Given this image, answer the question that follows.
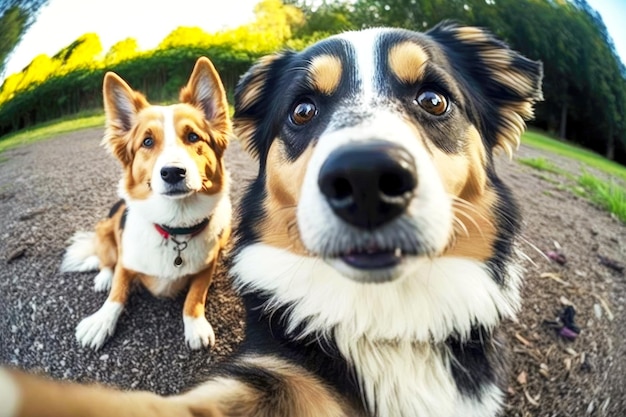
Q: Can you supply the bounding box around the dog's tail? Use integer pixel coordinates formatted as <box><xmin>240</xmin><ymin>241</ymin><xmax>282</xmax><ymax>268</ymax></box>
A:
<box><xmin>60</xmin><ymin>231</ymin><xmax>100</xmax><ymax>272</ymax></box>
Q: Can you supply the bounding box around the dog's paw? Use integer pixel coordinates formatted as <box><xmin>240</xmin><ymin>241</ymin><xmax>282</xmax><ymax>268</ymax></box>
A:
<box><xmin>76</xmin><ymin>301</ymin><xmax>123</xmax><ymax>350</ymax></box>
<box><xmin>183</xmin><ymin>315</ymin><xmax>215</xmax><ymax>349</ymax></box>
<box><xmin>93</xmin><ymin>268</ymin><xmax>113</xmax><ymax>292</ymax></box>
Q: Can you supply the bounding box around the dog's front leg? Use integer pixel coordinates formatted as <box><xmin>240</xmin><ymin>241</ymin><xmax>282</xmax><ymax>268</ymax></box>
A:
<box><xmin>0</xmin><ymin>368</ymin><xmax>221</xmax><ymax>417</ymax></box>
<box><xmin>169</xmin><ymin>355</ymin><xmax>353</xmax><ymax>417</ymax></box>
<box><xmin>75</xmin><ymin>266</ymin><xmax>134</xmax><ymax>350</ymax></box>
<box><xmin>183</xmin><ymin>259</ymin><xmax>218</xmax><ymax>349</ymax></box>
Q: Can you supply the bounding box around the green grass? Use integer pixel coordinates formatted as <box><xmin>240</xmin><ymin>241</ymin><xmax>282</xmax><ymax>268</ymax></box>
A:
<box><xmin>517</xmin><ymin>157</ymin><xmax>567</xmax><ymax>175</ymax></box>
<box><xmin>0</xmin><ymin>112</ymin><xmax>105</xmax><ymax>153</ymax></box>
<box><xmin>577</xmin><ymin>172</ymin><xmax>626</xmax><ymax>223</ymax></box>
<box><xmin>522</xmin><ymin>130</ymin><xmax>626</xmax><ymax>181</ymax></box>
<box><xmin>519</xmin><ymin>131</ymin><xmax>626</xmax><ymax>223</ymax></box>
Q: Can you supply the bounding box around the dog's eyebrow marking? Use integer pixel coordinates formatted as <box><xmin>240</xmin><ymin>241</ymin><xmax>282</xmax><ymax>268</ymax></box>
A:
<box><xmin>452</xmin><ymin>26</ymin><xmax>492</xmax><ymax>43</ymax></box>
<box><xmin>388</xmin><ymin>42</ymin><xmax>429</xmax><ymax>85</ymax></box>
<box><xmin>307</xmin><ymin>55</ymin><xmax>343</xmax><ymax>95</ymax></box>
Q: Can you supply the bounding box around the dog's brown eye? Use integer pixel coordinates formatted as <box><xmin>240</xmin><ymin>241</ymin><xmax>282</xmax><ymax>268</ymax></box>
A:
<box><xmin>187</xmin><ymin>132</ymin><xmax>200</xmax><ymax>143</ymax></box>
<box><xmin>142</xmin><ymin>137</ymin><xmax>154</xmax><ymax>148</ymax></box>
<box><xmin>415</xmin><ymin>90</ymin><xmax>448</xmax><ymax>116</ymax></box>
<box><xmin>291</xmin><ymin>99</ymin><xmax>318</xmax><ymax>125</ymax></box>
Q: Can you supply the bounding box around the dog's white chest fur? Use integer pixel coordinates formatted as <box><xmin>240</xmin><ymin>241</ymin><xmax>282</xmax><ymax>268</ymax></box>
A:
<box><xmin>122</xmin><ymin>219</ymin><xmax>209</xmax><ymax>279</ymax></box>
<box><xmin>338</xmin><ymin>336</ymin><xmax>456</xmax><ymax>416</ymax></box>
<box><xmin>121</xmin><ymin>196</ymin><xmax>230</xmax><ymax>284</ymax></box>
<box><xmin>336</xmin><ymin>335</ymin><xmax>503</xmax><ymax>417</ymax></box>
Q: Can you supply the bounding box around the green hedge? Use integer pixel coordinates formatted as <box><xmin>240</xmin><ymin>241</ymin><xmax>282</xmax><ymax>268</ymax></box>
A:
<box><xmin>0</xmin><ymin>45</ymin><xmax>259</xmax><ymax>137</ymax></box>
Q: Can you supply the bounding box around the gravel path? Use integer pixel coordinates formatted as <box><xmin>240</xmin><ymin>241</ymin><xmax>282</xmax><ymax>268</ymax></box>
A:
<box><xmin>0</xmin><ymin>128</ymin><xmax>624</xmax><ymax>415</ymax></box>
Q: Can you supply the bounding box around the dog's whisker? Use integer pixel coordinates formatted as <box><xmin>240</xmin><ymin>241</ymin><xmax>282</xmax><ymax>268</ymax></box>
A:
<box><xmin>453</xmin><ymin>209</ymin><xmax>487</xmax><ymax>241</ymax></box>
<box><xmin>517</xmin><ymin>234</ymin><xmax>550</xmax><ymax>263</ymax></box>
<box><xmin>452</xmin><ymin>217</ymin><xmax>470</xmax><ymax>238</ymax></box>
<box><xmin>452</xmin><ymin>196</ymin><xmax>494</xmax><ymax>225</ymax></box>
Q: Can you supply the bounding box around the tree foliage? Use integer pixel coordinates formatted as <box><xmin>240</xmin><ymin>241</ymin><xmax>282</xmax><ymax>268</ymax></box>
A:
<box><xmin>53</xmin><ymin>33</ymin><xmax>103</xmax><ymax>71</ymax></box>
<box><xmin>105</xmin><ymin>38</ymin><xmax>140</xmax><ymax>65</ymax></box>
<box><xmin>0</xmin><ymin>0</ymin><xmax>49</xmax><ymax>76</ymax></box>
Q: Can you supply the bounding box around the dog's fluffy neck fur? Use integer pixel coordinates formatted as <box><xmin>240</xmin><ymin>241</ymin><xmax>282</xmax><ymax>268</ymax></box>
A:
<box><xmin>232</xmin><ymin>242</ymin><xmax>519</xmax><ymax>417</ymax></box>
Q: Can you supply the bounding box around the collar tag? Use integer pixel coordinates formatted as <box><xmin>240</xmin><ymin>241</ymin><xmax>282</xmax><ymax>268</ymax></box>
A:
<box><xmin>153</xmin><ymin>217</ymin><xmax>210</xmax><ymax>267</ymax></box>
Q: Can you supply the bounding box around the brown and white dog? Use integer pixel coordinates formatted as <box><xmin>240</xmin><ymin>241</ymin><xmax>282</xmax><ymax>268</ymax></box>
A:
<box><xmin>59</xmin><ymin>56</ymin><xmax>232</xmax><ymax>350</ymax></box>
<box><xmin>1</xmin><ymin>22</ymin><xmax>542</xmax><ymax>417</ymax></box>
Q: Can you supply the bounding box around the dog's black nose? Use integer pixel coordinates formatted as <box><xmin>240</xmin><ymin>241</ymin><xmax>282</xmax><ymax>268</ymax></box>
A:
<box><xmin>318</xmin><ymin>141</ymin><xmax>417</xmax><ymax>229</ymax></box>
<box><xmin>160</xmin><ymin>166</ymin><xmax>186</xmax><ymax>184</ymax></box>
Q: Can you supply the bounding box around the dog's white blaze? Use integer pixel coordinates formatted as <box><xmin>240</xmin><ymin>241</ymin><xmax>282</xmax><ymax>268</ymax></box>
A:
<box><xmin>336</xmin><ymin>29</ymin><xmax>384</xmax><ymax>100</ymax></box>
<box><xmin>0</xmin><ymin>369</ymin><xmax>19</xmax><ymax>417</ymax></box>
<box><xmin>149</xmin><ymin>106</ymin><xmax>203</xmax><ymax>195</ymax></box>
<box><xmin>121</xmin><ymin>191</ymin><xmax>231</xmax><ymax>282</ymax></box>
<box><xmin>233</xmin><ymin>244</ymin><xmax>518</xmax><ymax>415</ymax></box>
<box><xmin>162</xmin><ymin>106</ymin><xmax>178</xmax><ymax>148</ymax></box>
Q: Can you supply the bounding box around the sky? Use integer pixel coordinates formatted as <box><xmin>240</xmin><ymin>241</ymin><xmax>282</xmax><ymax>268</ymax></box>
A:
<box><xmin>2</xmin><ymin>0</ymin><xmax>260</xmax><ymax>81</ymax></box>
<box><xmin>2</xmin><ymin>0</ymin><xmax>626</xmax><ymax>83</ymax></box>
<box><xmin>586</xmin><ymin>0</ymin><xmax>626</xmax><ymax>66</ymax></box>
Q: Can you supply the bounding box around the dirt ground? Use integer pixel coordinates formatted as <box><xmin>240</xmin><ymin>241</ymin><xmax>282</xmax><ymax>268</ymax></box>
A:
<box><xmin>0</xmin><ymin>128</ymin><xmax>624</xmax><ymax>416</ymax></box>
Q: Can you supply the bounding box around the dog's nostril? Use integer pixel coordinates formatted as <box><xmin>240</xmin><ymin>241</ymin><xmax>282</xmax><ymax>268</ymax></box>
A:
<box><xmin>160</xmin><ymin>166</ymin><xmax>186</xmax><ymax>184</ymax></box>
<box><xmin>379</xmin><ymin>171</ymin><xmax>412</xmax><ymax>197</ymax></box>
<box><xmin>331</xmin><ymin>177</ymin><xmax>353</xmax><ymax>200</ymax></box>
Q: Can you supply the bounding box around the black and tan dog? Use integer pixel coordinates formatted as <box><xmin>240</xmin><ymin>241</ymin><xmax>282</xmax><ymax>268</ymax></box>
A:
<box><xmin>1</xmin><ymin>22</ymin><xmax>542</xmax><ymax>417</ymax></box>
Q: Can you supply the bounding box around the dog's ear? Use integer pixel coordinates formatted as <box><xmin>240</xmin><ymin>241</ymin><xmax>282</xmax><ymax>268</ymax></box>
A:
<box><xmin>180</xmin><ymin>56</ymin><xmax>231</xmax><ymax>144</ymax></box>
<box><xmin>233</xmin><ymin>51</ymin><xmax>294</xmax><ymax>160</ymax></box>
<box><xmin>428</xmin><ymin>22</ymin><xmax>543</xmax><ymax>156</ymax></box>
<box><xmin>102</xmin><ymin>72</ymin><xmax>149</xmax><ymax>164</ymax></box>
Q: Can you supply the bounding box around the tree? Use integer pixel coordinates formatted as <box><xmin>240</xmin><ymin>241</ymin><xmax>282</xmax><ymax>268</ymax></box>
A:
<box><xmin>15</xmin><ymin>53</ymin><xmax>57</xmax><ymax>89</ymax></box>
<box><xmin>289</xmin><ymin>0</ymin><xmax>356</xmax><ymax>37</ymax></box>
<box><xmin>158</xmin><ymin>27</ymin><xmax>212</xmax><ymax>49</ymax></box>
<box><xmin>53</xmin><ymin>33</ymin><xmax>103</xmax><ymax>71</ymax></box>
<box><xmin>0</xmin><ymin>0</ymin><xmax>49</xmax><ymax>76</ymax></box>
<box><xmin>105</xmin><ymin>38</ymin><xmax>140</xmax><ymax>64</ymax></box>
<box><xmin>249</xmin><ymin>0</ymin><xmax>305</xmax><ymax>45</ymax></box>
